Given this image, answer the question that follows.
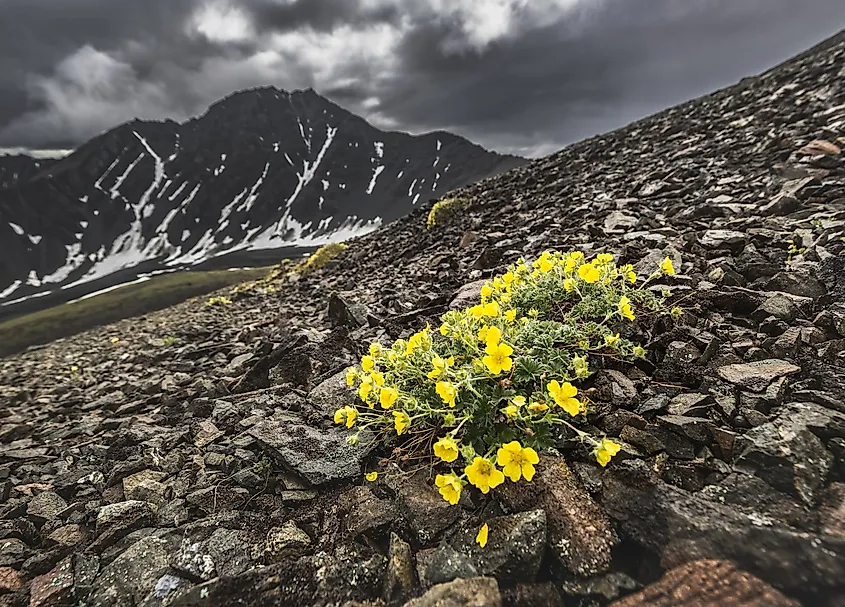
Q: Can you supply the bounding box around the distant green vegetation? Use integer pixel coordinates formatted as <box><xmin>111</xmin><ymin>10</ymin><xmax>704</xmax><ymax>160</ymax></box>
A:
<box><xmin>0</xmin><ymin>267</ymin><xmax>268</xmax><ymax>358</ymax></box>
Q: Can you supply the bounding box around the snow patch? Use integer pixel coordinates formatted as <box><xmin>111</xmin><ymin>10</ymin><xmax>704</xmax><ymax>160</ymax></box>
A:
<box><xmin>0</xmin><ymin>280</ymin><xmax>22</xmax><ymax>300</ymax></box>
<box><xmin>374</xmin><ymin>141</ymin><xmax>384</xmax><ymax>158</ymax></box>
<box><xmin>366</xmin><ymin>165</ymin><xmax>385</xmax><ymax>194</ymax></box>
<box><xmin>9</xmin><ymin>222</ymin><xmax>24</xmax><ymax>236</ymax></box>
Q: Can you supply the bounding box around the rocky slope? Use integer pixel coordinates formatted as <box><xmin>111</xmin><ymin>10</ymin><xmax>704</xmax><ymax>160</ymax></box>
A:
<box><xmin>1</xmin><ymin>30</ymin><xmax>845</xmax><ymax>607</ymax></box>
<box><xmin>0</xmin><ymin>87</ymin><xmax>522</xmax><ymax>313</ymax></box>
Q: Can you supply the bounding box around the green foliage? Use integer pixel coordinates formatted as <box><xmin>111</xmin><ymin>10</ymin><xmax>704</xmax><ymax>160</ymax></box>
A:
<box><xmin>338</xmin><ymin>250</ymin><xmax>677</xmax><ymax>504</ymax></box>
<box><xmin>426</xmin><ymin>197</ymin><xmax>468</xmax><ymax>229</ymax></box>
<box><xmin>205</xmin><ymin>295</ymin><xmax>233</xmax><ymax>307</ymax></box>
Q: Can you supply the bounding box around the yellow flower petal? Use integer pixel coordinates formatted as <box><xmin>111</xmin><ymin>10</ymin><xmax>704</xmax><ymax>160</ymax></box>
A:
<box><xmin>476</xmin><ymin>523</ymin><xmax>489</xmax><ymax>548</ymax></box>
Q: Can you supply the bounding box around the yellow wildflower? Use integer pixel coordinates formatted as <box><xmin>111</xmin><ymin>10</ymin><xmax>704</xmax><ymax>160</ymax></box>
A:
<box><xmin>539</xmin><ymin>256</ymin><xmax>555</xmax><ymax>273</ymax></box>
<box><xmin>435</xmin><ymin>381</ymin><xmax>458</xmax><ymax>407</ymax></box>
<box><xmin>621</xmin><ymin>264</ymin><xmax>637</xmax><ymax>283</ymax></box>
<box><xmin>370</xmin><ymin>371</ymin><xmax>385</xmax><ymax>387</ymax></box>
<box><xmin>482</xmin><ymin>341</ymin><xmax>514</xmax><ymax>375</ymax></box>
<box><xmin>345</xmin><ymin>367</ymin><xmax>357</xmax><ymax>386</ymax></box>
<box><xmin>661</xmin><ymin>257</ymin><xmax>676</xmax><ymax>275</ymax></box>
<box><xmin>110</xmin><ymin>337</ymin><xmax>120</xmax><ymax>344</ymax></box>
<box><xmin>358</xmin><ymin>376</ymin><xmax>374</xmax><ymax>404</ymax></box>
<box><xmin>476</xmin><ymin>523</ymin><xmax>489</xmax><ymax>548</ymax></box>
<box><xmin>563</xmin><ymin>257</ymin><xmax>577</xmax><ymax>274</ymax></box>
<box><xmin>505</xmin><ymin>310</ymin><xmax>517</xmax><ymax>323</ymax></box>
<box><xmin>480</xmin><ymin>325</ymin><xmax>501</xmax><ymax>346</ymax></box>
<box><xmin>501</xmin><ymin>271</ymin><xmax>515</xmax><ymax>288</ymax></box>
<box><xmin>671</xmin><ymin>306</ymin><xmax>683</xmax><ymax>320</ymax></box>
<box><xmin>427</xmin><ymin>356</ymin><xmax>454</xmax><ymax>379</ymax></box>
<box><xmin>496</xmin><ymin>441</ymin><xmax>540</xmax><ymax>482</ymax></box>
<box><xmin>433</xmin><ymin>436</ymin><xmax>460</xmax><ymax>462</ymax></box>
<box><xmin>468</xmin><ymin>305</ymin><xmax>485</xmax><ymax>320</ymax></box>
<box><xmin>572</xmin><ymin>354</ymin><xmax>590</xmax><ymax>379</ymax></box>
<box><xmin>483</xmin><ymin>301</ymin><xmax>500</xmax><ymax>317</ymax></box>
<box><xmin>365</xmin><ymin>471</ymin><xmax>379</xmax><ymax>482</ymax></box>
<box><xmin>435</xmin><ymin>473</ymin><xmax>463</xmax><ymax>505</ymax></box>
<box><xmin>481</xmin><ymin>283</ymin><xmax>494</xmax><ymax>298</ymax></box>
<box><xmin>333</xmin><ymin>406</ymin><xmax>358</xmax><ymax>429</ymax></box>
<box><xmin>379</xmin><ymin>387</ymin><xmax>399</xmax><ymax>409</ymax></box>
<box><xmin>618</xmin><ymin>296</ymin><xmax>636</xmax><ymax>321</ymax></box>
<box><xmin>361</xmin><ymin>355</ymin><xmax>375</xmax><ymax>373</ymax></box>
<box><xmin>604</xmin><ymin>333</ymin><xmax>620</xmax><ymax>348</ymax></box>
<box><xmin>563</xmin><ymin>277</ymin><xmax>576</xmax><ymax>292</ymax></box>
<box><xmin>439</xmin><ymin>323</ymin><xmax>450</xmax><ymax>336</ymax></box>
<box><xmin>464</xmin><ymin>456</ymin><xmax>505</xmax><ymax>494</ymax></box>
<box><xmin>595</xmin><ymin>253</ymin><xmax>614</xmax><ymax>265</ymax></box>
<box><xmin>578</xmin><ymin>263</ymin><xmax>600</xmax><ymax>283</ymax></box>
<box><xmin>503</xmin><ymin>404</ymin><xmax>519</xmax><ymax>419</ymax></box>
<box><xmin>528</xmin><ymin>401</ymin><xmax>549</xmax><ymax>414</ymax></box>
<box><xmin>393</xmin><ymin>411</ymin><xmax>411</xmax><ymax>435</ymax></box>
<box><xmin>633</xmin><ymin>345</ymin><xmax>646</xmax><ymax>358</ymax></box>
<box><xmin>594</xmin><ymin>438</ymin><xmax>621</xmax><ymax>467</ymax></box>
<box><xmin>547</xmin><ymin>380</ymin><xmax>581</xmax><ymax>416</ymax></box>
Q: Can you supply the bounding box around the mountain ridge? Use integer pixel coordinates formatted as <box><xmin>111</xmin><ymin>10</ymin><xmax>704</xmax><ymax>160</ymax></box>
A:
<box><xmin>0</xmin><ymin>86</ymin><xmax>524</xmax><ymax>315</ymax></box>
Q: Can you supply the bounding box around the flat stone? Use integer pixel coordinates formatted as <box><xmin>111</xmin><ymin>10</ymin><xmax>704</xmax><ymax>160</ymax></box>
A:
<box><xmin>193</xmin><ymin>421</ymin><xmax>224</xmax><ymax>448</ymax></box>
<box><xmin>96</xmin><ymin>501</ymin><xmax>156</xmax><ymax>534</ymax></box>
<box><xmin>47</xmin><ymin>524</ymin><xmax>90</xmax><ymax>547</ymax></box>
<box><xmin>608</xmin><ymin>559</ymin><xmax>800</xmax><ymax>607</ymax></box>
<box><xmin>387</xmin><ymin>472</ymin><xmax>461</xmax><ymax>545</ymax></box>
<box><xmin>307</xmin><ymin>369</ymin><xmax>358</xmax><ymax>421</ymax></box>
<box><xmin>717</xmin><ymin>359</ymin><xmax>800</xmax><ymax>392</ymax></box>
<box><xmin>449</xmin><ymin>280</ymin><xmax>486</xmax><ymax>310</ymax></box>
<box><xmin>248</xmin><ymin>418</ymin><xmax>364</xmax><ymax>486</ymax></box>
<box><xmin>122</xmin><ymin>470</ymin><xmax>168</xmax><ymax>504</ymax></box>
<box><xmin>403</xmin><ymin>577</ymin><xmax>502</xmax><ymax>607</ymax></box>
<box><xmin>0</xmin><ymin>566</ymin><xmax>22</xmax><ymax>592</ymax></box>
<box><xmin>26</xmin><ymin>491</ymin><xmax>68</xmax><ymax>521</ymax></box>
<box><xmin>416</xmin><ymin>545</ymin><xmax>479</xmax><ymax>590</ymax></box>
<box><xmin>88</xmin><ymin>536</ymin><xmax>171</xmax><ymax>607</ymax></box>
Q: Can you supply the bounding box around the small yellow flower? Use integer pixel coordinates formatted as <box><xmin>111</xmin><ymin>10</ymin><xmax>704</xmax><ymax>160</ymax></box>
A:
<box><xmin>369</xmin><ymin>342</ymin><xmax>382</xmax><ymax>357</ymax></box>
<box><xmin>547</xmin><ymin>380</ymin><xmax>581</xmax><ymax>416</ymax></box>
<box><xmin>528</xmin><ymin>308</ymin><xmax>539</xmax><ymax>318</ymax></box>
<box><xmin>594</xmin><ymin>438</ymin><xmax>621</xmax><ymax>467</ymax></box>
<box><xmin>476</xmin><ymin>523</ymin><xmax>489</xmax><ymax>548</ymax></box>
<box><xmin>345</xmin><ymin>367</ymin><xmax>357</xmax><ymax>386</ymax></box>
<box><xmin>358</xmin><ymin>376</ymin><xmax>374</xmax><ymax>404</ymax></box>
<box><xmin>539</xmin><ymin>257</ymin><xmax>555</xmax><ymax>273</ymax></box>
<box><xmin>661</xmin><ymin>257</ymin><xmax>676</xmax><ymax>275</ymax></box>
<box><xmin>604</xmin><ymin>333</ymin><xmax>620</xmax><ymax>348</ymax></box>
<box><xmin>393</xmin><ymin>411</ymin><xmax>411</xmax><ymax>435</ymax></box>
<box><xmin>578</xmin><ymin>263</ymin><xmax>600</xmax><ymax>283</ymax></box>
<box><xmin>433</xmin><ymin>436</ymin><xmax>460</xmax><ymax>462</ymax></box>
<box><xmin>621</xmin><ymin>264</ymin><xmax>637</xmax><ymax>283</ymax></box>
<box><xmin>333</xmin><ymin>406</ymin><xmax>358</xmax><ymax>429</ymax></box>
<box><xmin>481</xmin><ymin>283</ymin><xmax>494</xmax><ymax>298</ymax></box>
<box><xmin>501</xmin><ymin>271</ymin><xmax>515</xmax><ymax>288</ymax></box>
<box><xmin>563</xmin><ymin>277</ymin><xmax>576</xmax><ymax>292</ymax></box>
<box><xmin>464</xmin><ymin>456</ymin><xmax>505</xmax><ymax>494</ymax></box>
<box><xmin>618</xmin><ymin>296</ymin><xmax>636</xmax><ymax>321</ymax></box>
<box><xmin>427</xmin><ymin>356</ymin><xmax>454</xmax><ymax>379</ymax></box>
<box><xmin>435</xmin><ymin>473</ymin><xmax>464</xmax><ymax>505</ymax></box>
<box><xmin>482</xmin><ymin>341</ymin><xmax>514</xmax><ymax>375</ymax></box>
<box><xmin>503</xmin><ymin>404</ymin><xmax>519</xmax><ymax>419</ymax></box>
<box><xmin>110</xmin><ymin>337</ymin><xmax>120</xmax><ymax>344</ymax></box>
<box><xmin>436</xmin><ymin>381</ymin><xmax>458</xmax><ymax>408</ymax></box>
<box><xmin>480</xmin><ymin>325</ymin><xmax>501</xmax><ymax>346</ymax></box>
<box><xmin>379</xmin><ymin>387</ymin><xmax>399</xmax><ymax>409</ymax></box>
<box><xmin>483</xmin><ymin>301</ymin><xmax>500</xmax><ymax>317</ymax></box>
<box><xmin>633</xmin><ymin>345</ymin><xmax>646</xmax><ymax>358</ymax></box>
<box><xmin>595</xmin><ymin>253</ymin><xmax>614</xmax><ymax>265</ymax></box>
<box><xmin>365</xmin><ymin>471</ymin><xmax>379</xmax><ymax>482</ymax></box>
<box><xmin>528</xmin><ymin>401</ymin><xmax>549</xmax><ymax>413</ymax></box>
<box><xmin>670</xmin><ymin>306</ymin><xmax>683</xmax><ymax>320</ymax></box>
<box><xmin>496</xmin><ymin>441</ymin><xmax>540</xmax><ymax>482</ymax></box>
<box><xmin>439</xmin><ymin>323</ymin><xmax>450</xmax><ymax>336</ymax></box>
<box><xmin>361</xmin><ymin>355</ymin><xmax>375</xmax><ymax>373</ymax></box>
<box><xmin>468</xmin><ymin>305</ymin><xmax>485</xmax><ymax>320</ymax></box>
<box><xmin>505</xmin><ymin>310</ymin><xmax>517</xmax><ymax>323</ymax></box>
<box><xmin>563</xmin><ymin>257</ymin><xmax>577</xmax><ymax>274</ymax></box>
<box><xmin>512</xmin><ymin>395</ymin><xmax>527</xmax><ymax>407</ymax></box>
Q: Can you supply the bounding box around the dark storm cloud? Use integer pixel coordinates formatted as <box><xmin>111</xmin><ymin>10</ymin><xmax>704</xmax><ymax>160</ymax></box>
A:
<box><xmin>2</xmin><ymin>0</ymin><xmax>845</xmax><ymax>156</ymax></box>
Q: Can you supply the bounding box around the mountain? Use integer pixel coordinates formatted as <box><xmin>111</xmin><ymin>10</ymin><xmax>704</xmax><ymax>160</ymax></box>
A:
<box><xmin>0</xmin><ymin>87</ymin><xmax>524</xmax><ymax>312</ymax></box>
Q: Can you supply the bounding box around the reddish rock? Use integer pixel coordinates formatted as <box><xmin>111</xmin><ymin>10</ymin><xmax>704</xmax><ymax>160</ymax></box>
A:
<box><xmin>29</xmin><ymin>557</ymin><xmax>73</xmax><ymax>607</ymax></box>
<box><xmin>609</xmin><ymin>560</ymin><xmax>800</xmax><ymax>607</ymax></box>
<box><xmin>0</xmin><ymin>567</ymin><xmax>22</xmax><ymax>593</ymax></box>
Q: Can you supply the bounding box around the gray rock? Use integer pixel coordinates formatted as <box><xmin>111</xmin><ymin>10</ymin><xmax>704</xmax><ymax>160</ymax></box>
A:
<box><xmin>595</xmin><ymin>370</ymin><xmax>638</xmax><ymax>406</ymax></box>
<box><xmin>88</xmin><ymin>536</ymin><xmax>171</xmax><ymax>607</ymax></box>
<box><xmin>699</xmin><ymin>229</ymin><xmax>747</xmax><ymax>251</ymax></box>
<box><xmin>123</xmin><ymin>470</ymin><xmax>169</xmax><ymax>504</ymax></box>
<box><xmin>0</xmin><ymin>538</ymin><xmax>30</xmax><ymax>567</ymax></box>
<box><xmin>665</xmin><ymin>341</ymin><xmax>701</xmax><ymax>366</ymax></box>
<box><xmin>448</xmin><ymin>510</ymin><xmax>546</xmax><ymax>584</ymax></box>
<box><xmin>387</xmin><ymin>472</ymin><xmax>461</xmax><ymax>545</ymax></box>
<box><xmin>205</xmin><ymin>528</ymin><xmax>252</xmax><ymax>577</ymax></box>
<box><xmin>265</xmin><ymin>520</ymin><xmax>312</xmax><ymax>561</ymax></box>
<box><xmin>26</xmin><ymin>491</ymin><xmax>68</xmax><ymax>521</ymax></box>
<box><xmin>754</xmin><ymin>295</ymin><xmax>800</xmax><ymax>323</ymax></box>
<box><xmin>716</xmin><ymin>359</ymin><xmax>800</xmax><ymax>392</ymax></box>
<box><xmin>307</xmin><ymin>369</ymin><xmax>358</xmax><ymax>421</ymax></box>
<box><xmin>765</xmin><ymin>272</ymin><xmax>827</xmax><ymax>299</ymax></box>
<box><xmin>96</xmin><ymin>501</ymin><xmax>156</xmax><ymax>534</ymax></box>
<box><xmin>248</xmin><ymin>417</ymin><xmax>364</xmax><ymax>486</ymax></box>
<box><xmin>603</xmin><ymin>461</ymin><xmax>845</xmax><ymax>592</ymax></box>
<box><xmin>171</xmin><ymin>541</ymin><xmax>216</xmax><ymax>582</ymax></box>
<box><xmin>327</xmin><ymin>292</ymin><xmax>369</xmax><ymax>329</ymax></box>
<box><xmin>734</xmin><ymin>414</ymin><xmax>831</xmax><ymax>506</ymax></box>
<box><xmin>416</xmin><ymin>545</ymin><xmax>479</xmax><ymax>590</ymax></box>
<box><xmin>403</xmin><ymin>577</ymin><xmax>502</xmax><ymax>607</ymax></box>
<box><xmin>449</xmin><ymin>280</ymin><xmax>487</xmax><ymax>310</ymax></box>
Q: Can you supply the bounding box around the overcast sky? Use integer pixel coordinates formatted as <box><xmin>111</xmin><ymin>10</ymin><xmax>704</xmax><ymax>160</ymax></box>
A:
<box><xmin>1</xmin><ymin>0</ymin><xmax>844</xmax><ymax>158</ymax></box>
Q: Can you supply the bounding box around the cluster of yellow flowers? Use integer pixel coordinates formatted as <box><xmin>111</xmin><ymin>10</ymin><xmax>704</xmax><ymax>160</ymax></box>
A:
<box><xmin>205</xmin><ymin>295</ymin><xmax>233</xmax><ymax>306</ymax></box>
<box><xmin>337</xmin><ymin>250</ymin><xmax>677</xmax><ymax>506</ymax></box>
<box><xmin>426</xmin><ymin>197</ymin><xmax>468</xmax><ymax>229</ymax></box>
